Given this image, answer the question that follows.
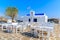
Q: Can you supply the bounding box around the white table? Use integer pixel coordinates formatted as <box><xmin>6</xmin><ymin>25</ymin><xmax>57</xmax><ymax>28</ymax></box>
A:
<box><xmin>31</xmin><ymin>25</ymin><xmax>54</xmax><ymax>40</ymax></box>
<box><xmin>1</xmin><ymin>23</ymin><xmax>22</xmax><ymax>33</ymax></box>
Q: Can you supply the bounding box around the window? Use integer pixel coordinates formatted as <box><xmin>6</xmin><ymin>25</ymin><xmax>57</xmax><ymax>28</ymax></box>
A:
<box><xmin>33</xmin><ymin>18</ymin><xmax>37</xmax><ymax>22</ymax></box>
<box><xmin>29</xmin><ymin>18</ymin><xmax>31</xmax><ymax>22</ymax></box>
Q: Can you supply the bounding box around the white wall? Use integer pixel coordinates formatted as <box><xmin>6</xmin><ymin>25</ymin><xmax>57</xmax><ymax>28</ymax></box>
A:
<box><xmin>7</xmin><ymin>19</ymin><xmax>12</xmax><ymax>23</ymax></box>
<box><xmin>19</xmin><ymin>11</ymin><xmax>48</xmax><ymax>24</ymax></box>
<box><xmin>22</xmin><ymin>16</ymin><xmax>48</xmax><ymax>23</ymax></box>
<box><xmin>45</xmin><ymin>15</ymin><xmax>48</xmax><ymax>23</ymax></box>
<box><xmin>20</xmin><ymin>14</ymin><xmax>48</xmax><ymax>24</ymax></box>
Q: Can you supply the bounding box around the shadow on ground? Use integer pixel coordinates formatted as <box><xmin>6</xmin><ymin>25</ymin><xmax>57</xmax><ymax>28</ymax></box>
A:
<box><xmin>21</xmin><ymin>32</ymin><xmax>39</xmax><ymax>38</ymax></box>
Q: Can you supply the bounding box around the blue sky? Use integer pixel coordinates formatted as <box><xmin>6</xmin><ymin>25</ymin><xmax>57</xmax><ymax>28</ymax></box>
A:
<box><xmin>0</xmin><ymin>0</ymin><xmax>60</xmax><ymax>18</ymax></box>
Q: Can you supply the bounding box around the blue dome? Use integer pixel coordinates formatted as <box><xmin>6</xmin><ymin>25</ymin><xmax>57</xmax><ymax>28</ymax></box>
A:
<box><xmin>35</xmin><ymin>13</ymin><xmax>44</xmax><ymax>15</ymax></box>
<box><xmin>26</xmin><ymin>13</ymin><xmax>44</xmax><ymax>16</ymax></box>
<box><xmin>26</xmin><ymin>14</ymin><xmax>30</xmax><ymax>16</ymax></box>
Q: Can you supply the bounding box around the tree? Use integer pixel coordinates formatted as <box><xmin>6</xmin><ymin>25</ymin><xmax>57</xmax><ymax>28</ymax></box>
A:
<box><xmin>6</xmin><ymin>7</ymin><xmax>18</xmax><ymax>22</ymax></box>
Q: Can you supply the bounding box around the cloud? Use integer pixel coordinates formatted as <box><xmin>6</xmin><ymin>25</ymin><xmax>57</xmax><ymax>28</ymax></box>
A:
<box><xmin>27</xmin><ymin>6</ymin><xmax>31</xmax><ymax>10</ymax></box>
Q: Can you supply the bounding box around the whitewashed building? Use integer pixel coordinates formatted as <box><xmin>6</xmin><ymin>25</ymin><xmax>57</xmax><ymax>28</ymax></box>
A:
<box><xmin>17</xmin><ymin>10</ymin><xmax>48</xmax><ymax>24</ymax></box>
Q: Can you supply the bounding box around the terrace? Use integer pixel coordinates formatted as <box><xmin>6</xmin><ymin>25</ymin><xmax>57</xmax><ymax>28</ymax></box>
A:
<box><xmin>0</xmin><ymin>22</ymin><xmax>54</xmax><ymax>40</ymax></box>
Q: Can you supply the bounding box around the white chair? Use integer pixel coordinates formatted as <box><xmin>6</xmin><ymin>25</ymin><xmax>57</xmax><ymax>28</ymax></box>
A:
<box><xmin>1</xmin><ymin>23</ymin><xmax>8</xmax><ymax>31</ymax></box>
<box><xmin>15</xmin><ymin>25</ymin><xmax>21</xmax><ymax>33</ymax></box>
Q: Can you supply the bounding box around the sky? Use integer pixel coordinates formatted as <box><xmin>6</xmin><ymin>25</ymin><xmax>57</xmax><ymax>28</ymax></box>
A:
<box><xmin>0</xmin><ymin>0</ymin><xmax>60</xmax><ymax>18</ymax></box>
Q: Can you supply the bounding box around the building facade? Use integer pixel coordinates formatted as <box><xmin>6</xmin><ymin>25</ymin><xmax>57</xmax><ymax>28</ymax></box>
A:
<box><xmin>17</xmin><ymin>10</ymin><xmax>48</xmax><ymax>24</ymax></box>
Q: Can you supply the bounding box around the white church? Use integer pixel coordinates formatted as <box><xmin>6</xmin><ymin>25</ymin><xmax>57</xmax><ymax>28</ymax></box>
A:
<box><xmin>17</xmin><ymin>10</ymin><xmax>48</xmax><ymax>24</ymax></box>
